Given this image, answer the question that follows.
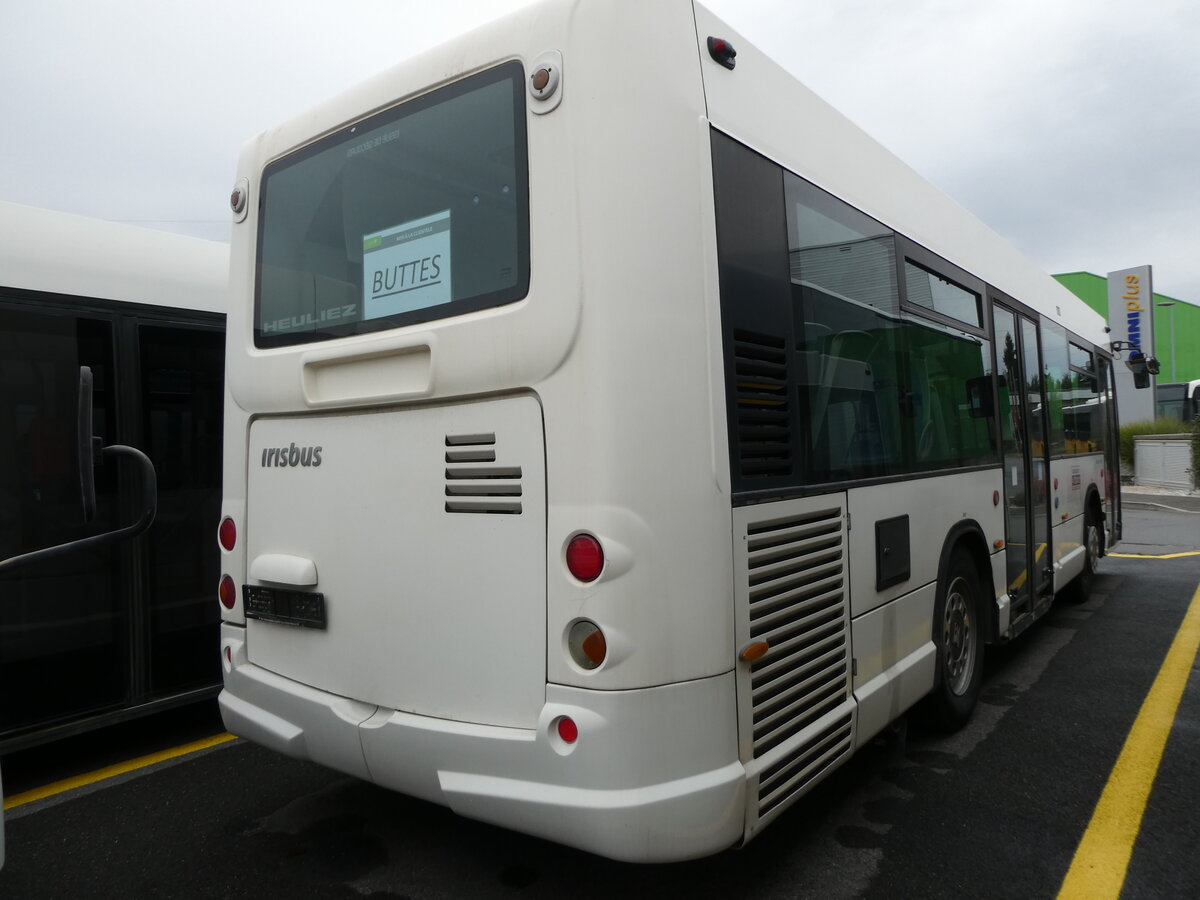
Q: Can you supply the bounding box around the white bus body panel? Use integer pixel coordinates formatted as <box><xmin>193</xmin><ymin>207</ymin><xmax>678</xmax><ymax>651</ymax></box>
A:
<box><xmin>845</xmin><ymin>470</ymin><xmax>1004</xmax><ymax>619</ymax></box>
<box><xmin>1049</xmin><ymin>452</ymin><xmax>1106</xmax><ymax>588</ymax></box>
<box><xmin>223</xmin><ymin>0</ymin><xmax>735</xmax><ymax>697</ymax></box>
<box><xmin>221</xmin><ymin>623</ymin><xmax>744</xmax><ymax>863</ymax></box>
<box><xmin>692</xmin><ymin>5</ymin><xmax>1108</xmax><ymax>350</ymax></box>
<box><xmin>0</xmin><ymin>200</ymin><xmax>226</xmax><ymax>313</ymax></box>
<box><xmin>245</xmin><ymin>394</ymin><xmax>546</xmax><ymax>729</ymax></box>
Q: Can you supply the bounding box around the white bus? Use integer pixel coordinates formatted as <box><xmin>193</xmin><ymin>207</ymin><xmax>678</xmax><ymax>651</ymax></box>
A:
<box><xmin>0</xmin><ymin>201</ymin><xmax>227</xmax><ymax>751</ymax></box>
<box><xmin>217</xmin><ymin>0</ymin><xmax>1121</xmax><ymax>862</ymax></box>
<box><xmin>1157</xmin><ymin>379</ymin><xmax>1200</xmax><ymax>423</ymax></box>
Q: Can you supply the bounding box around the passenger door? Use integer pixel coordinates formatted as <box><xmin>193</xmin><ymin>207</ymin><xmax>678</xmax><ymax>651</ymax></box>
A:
<box><xmin>992</xmin><ymin>303</ymin><xmax>1052</xmax><ymax>625</ymax></box>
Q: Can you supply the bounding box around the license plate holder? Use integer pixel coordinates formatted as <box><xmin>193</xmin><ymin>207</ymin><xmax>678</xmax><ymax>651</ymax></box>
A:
<box><xmin>243</xmin><ymin>585</ymin><xmax>327</xmax><ymax>629</ymax></box>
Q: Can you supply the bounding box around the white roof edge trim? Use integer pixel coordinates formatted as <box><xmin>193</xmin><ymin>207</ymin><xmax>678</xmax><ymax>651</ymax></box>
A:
<box><xmin>0</xmin><ymin>200</ymin><xmax>227</xmax><ymax>314</ymax></box>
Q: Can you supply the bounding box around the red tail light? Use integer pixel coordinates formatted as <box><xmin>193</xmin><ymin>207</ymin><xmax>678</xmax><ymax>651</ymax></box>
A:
<box><xmin>566</xmin><ymin>534</ymin><xmax>603</xmax><ymax>582</ymax></box>
<box><xmin>218</xmin><ymin>517</ymin><xmax>237</xmax><ymax>552</ymax></box>
<box><xmin>219</xmin><ymin>575</ymin><xmax>237</xmax><ymax>609</ymax></box>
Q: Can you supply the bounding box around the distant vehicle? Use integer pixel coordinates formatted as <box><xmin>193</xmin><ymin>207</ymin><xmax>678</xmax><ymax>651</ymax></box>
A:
<box><xmin>217</xmin><ymin>0</ymin><xmax>1122</xmax><ymax>861</ymax></box>
<box><xmin>1156</xmin><ymin>379</ymin><xmax>1200</xmax><ymax>423</ymax></box>
<box><xmin>0</xmin><ymin>201</ymin><xmax>226</xmax><ymax>753</ymax></box>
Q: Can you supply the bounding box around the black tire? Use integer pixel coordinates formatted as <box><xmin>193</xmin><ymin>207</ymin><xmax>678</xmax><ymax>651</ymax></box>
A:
<box><xmin>1061</xmin><ymin>504</ymin><xmax>1102</xmax><ymax>603</ymax></box>
<box><xmin>920</xmin><ymin>549</ymin><xmax>984</xmax><ymax>731</ymax></box>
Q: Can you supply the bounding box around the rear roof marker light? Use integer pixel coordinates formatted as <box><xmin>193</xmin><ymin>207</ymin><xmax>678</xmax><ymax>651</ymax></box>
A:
<box><xmin>707</xmin><ymin>36</ymin><xmax>737</xmax><ymax>70</ymax></box>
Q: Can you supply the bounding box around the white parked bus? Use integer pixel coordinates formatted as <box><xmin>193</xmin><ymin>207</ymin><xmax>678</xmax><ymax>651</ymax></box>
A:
<box><xmin>217</xmin><ymin>0</ymin><xmax>1121</xmax><ymax>862</ymax></box>
<box><xmin>1157</xmin><ymin>379</ymin><xmax>1200</xmax><ymax>423</ymax></box>
<box><xmin>0</xmin><ymin>201</ymin><xmax>227</xmax><ymax>750</ymax></box>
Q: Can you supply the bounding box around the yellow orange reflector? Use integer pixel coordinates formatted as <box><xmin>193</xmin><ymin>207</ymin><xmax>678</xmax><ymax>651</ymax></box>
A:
<box><xmin>994</xmin><ymin>539</ymin><xmax>1005</xmax><ymax>549</ymax></box>
<box><xmin>740</xmin><ymin>641</ymin><xmax>769</xmax><ymax>662</ymax></box>
<box><xmin>581</xmin><ymin>628</ymin><xmax>607</xmax><ymax>666</ymax></box>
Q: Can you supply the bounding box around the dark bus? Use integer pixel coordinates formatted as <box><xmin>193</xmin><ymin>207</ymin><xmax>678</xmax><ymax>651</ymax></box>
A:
<box><xmin>0</xmin><ymin>201</ymin><xmax>226</xmax><ymax>751</ymax></box>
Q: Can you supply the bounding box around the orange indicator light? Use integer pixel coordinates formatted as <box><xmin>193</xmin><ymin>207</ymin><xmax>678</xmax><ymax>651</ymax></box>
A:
<box><xmin>740</xmin><ymin>641</ymin><xmax>769</xmax><ymax>662</ymax></box>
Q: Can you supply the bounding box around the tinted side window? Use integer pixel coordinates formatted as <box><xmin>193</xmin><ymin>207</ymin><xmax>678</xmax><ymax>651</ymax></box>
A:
<box><xmin>786</xmin><ymin>173</ymin><xmax>995</xmax><ymax>479</ymax></box>
<box><xmin>0</xmin><ymin>306</ymin><xmax>128</xmax><ymax>732</ymax></box>
<box><xmin>139</xmin><ymin>324</ymin><xmax>224</xmax><ymax>696</ymax></box>
<box><xmin>1041</xmin><ymin>320</ymin><xmax>1069</xmax><ymax>456</ymax></box>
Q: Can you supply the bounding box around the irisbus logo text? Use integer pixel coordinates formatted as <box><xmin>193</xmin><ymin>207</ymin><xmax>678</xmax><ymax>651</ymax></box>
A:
<box><xmin>261</xmin><ymin>443</ymin><xmax>323</xmax><ymax>468</ymax></box>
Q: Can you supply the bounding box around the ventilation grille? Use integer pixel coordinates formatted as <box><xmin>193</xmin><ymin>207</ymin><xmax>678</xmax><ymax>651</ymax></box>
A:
<box><xmin>732</xmin><ymin>330</ymin><xmax>791</xmax><ymax>479</ymax></box>
<box><xmin>444</xmin><ymin>433</ymin><xmax>522</xmax><ymax>515</ymax></box>
<box><xmin>757</xmin><ymin>711</ymin><xmax>853</xmax><ymax>818</ymax></box>
<box><xmin>747</xmin><ymin>506</ymin><xmax>848</xmax><ymax>759</ymax></box>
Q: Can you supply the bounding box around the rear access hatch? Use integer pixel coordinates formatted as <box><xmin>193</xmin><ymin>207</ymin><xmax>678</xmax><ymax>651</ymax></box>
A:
<box><xmin>244</xmin><ymin>394</ymin><xmax>546</xmax><ymax>729</ymax></box>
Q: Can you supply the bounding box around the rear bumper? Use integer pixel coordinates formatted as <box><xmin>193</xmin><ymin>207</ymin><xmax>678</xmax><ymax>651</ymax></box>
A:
<box><xmin>219</xmin><ymin>623</ymin><xmax>745</xmax><ymax>862</ymax></box>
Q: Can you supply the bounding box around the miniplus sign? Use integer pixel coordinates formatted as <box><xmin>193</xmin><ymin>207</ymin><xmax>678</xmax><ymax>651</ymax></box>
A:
<box><xmin>1108</xmin><ymin>265</ymin><xmax>1153</xmax><ymax>356</ymax></box>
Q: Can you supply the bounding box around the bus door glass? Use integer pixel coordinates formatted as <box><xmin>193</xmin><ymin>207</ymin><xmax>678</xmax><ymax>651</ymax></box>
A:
<box><xmin>1019</xmin><ymin>317</ymin><xmax>1051</xmax><ymax>602</ymax></box>
<box><xmin>992</xmin><ymin>305</ymin><xmax>1051</xmax><ymax>619</ymax></box>
<box><xmin>0</xmin><ymin>307</ymin><xmax>127</xmax><ymax>732</ymax></box>
<box><xmin>137</xmin><ymin>323</ymin><xmax>225</xmax><ymax>697</ymax></box>
<box><xmin>1097</xmin><ymin>355</ymin><xmax>1120</xmax><ymax>541</ymax></box>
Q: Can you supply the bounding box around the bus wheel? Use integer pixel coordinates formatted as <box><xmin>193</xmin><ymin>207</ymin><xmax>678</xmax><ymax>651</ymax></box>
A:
<box><xmin>1063</xmin><ymin>507</ymin><xmax>1101</xmax><ymax>603</ymax></box>
<box><xmin>922</xmin><ymin>550</ymin><xmax>984</xmax><ymax>731</ymax></box>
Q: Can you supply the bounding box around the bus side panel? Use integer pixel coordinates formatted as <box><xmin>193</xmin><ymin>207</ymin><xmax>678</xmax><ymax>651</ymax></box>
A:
<box><xmin>846</xmin><ymin>470</ymin><xmax>1005</xmax><ymax>620</ymax></box>
<box><xmin>851</xmin><ymin>584</ymin><xmax>937</xmax><ymax>745</ymax></box>
<box><xmin>1049</xmin><ymin>451</ymin><xmax>1105</xmax><ymax>589</ymax></box>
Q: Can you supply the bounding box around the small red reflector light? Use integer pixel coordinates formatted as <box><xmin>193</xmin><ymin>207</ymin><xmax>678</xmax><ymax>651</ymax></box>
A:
<box><xmin>993</xmin><ymin>490</ymin><xmax>1000</xmax><ymax>506</ymax></box>
<box><xmin>224</xmin><ymin>646</ymin><xmax>232</xmax><ymax>665</ymax></box>
<box><xmin>218</xmin><ymin>517</ymin><xmax>237</xmax><ymax>551</ymax></box>
<box><xmin>566</xmin><ymin>534</ymin><xmax>604</xmax><ymax>582</ymax></box>
<box><xmin>557</xmin><ymin>717</ymin><xmax>578</xmax><ymax>743</ymax></box>
<box><xmin>219</xmin><ymin>575</ymin><xmax>237</xmax><ymax>609</ymax></box>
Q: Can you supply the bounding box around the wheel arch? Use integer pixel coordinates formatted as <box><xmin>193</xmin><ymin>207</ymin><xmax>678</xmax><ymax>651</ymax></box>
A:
<box><xmin>935</xmin><ymin>520</ymin><xmax>995</xmax><ymax>649</ymax></box>
<box><xmin>1083</xmin><ymin>484</ymin><xmax>1106</xmax><ymax>558</ymax></box>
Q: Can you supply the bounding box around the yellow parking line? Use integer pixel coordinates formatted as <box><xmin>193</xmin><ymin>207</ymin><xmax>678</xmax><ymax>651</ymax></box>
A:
<box><xmin>3</xmin><ymin>732</ymin><xmax>237</xmax><ymax>810</ymax></box>
<box><xmin>1057</xmin><ymin>582</ymin><xmax>1200</xmax><ymax>899</ymax></box>
<box><xmin>1109</xmin><ymin>551</ymin><xmax>1200</xmax><ymax>559</ymax></box>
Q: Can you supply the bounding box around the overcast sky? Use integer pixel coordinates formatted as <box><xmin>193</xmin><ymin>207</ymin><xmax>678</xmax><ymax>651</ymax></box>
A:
<box><xmin>2</xmin><ymin>0</ymin><xmax>1197</xmax><ymax>301</ymax></box>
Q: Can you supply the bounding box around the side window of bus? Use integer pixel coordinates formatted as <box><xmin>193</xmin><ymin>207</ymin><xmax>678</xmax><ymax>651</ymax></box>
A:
<box><xmin>713</xmin><ymin>133</ymin><xmax>999</xmax><ymax>495</ymax></box>
<box><xmin>1041</xmin><ymin>320</ymin><xmax>1070</xmax><ymax>456</ymax></box>
<box><xmin>785</xmin><ymin>172</ymin><xmax>997</xmax><ymax>482</ymax></box>
<box><xmin>785</xmin><ymin>171</ymin><xmax>904</xmax><ymax>482</ymax></box>
<box><xmin>900</xmin><ymin>262</ymin><xmax>994</xmax><ymax>470</ymax></box>
<box><xmin>1066</xmin><ymin>341</ymin><xmax>1100</xmax><ymax>452</ymax></box>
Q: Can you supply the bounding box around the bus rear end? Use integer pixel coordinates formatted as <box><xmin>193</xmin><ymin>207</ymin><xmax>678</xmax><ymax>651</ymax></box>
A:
<box><xmin>218</xmin><ymin>0</ymin><xmax>746</xmax><ymax>862</ymax></box>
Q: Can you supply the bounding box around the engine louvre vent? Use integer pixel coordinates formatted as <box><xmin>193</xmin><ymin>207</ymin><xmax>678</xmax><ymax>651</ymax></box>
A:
<box><xmin>732</xmin><ymin>330</ymin><xmax>792</xmax><ymax>479</ymax></box>
<box><xmin>733</xmin><ymin>499</ymin><xmax>854</xmax><ymax>825</ymax></box>
<box><xmin>444</xmin><ymin>433</ymin><xmax>522</xmax><ymax>515</ymax></box>
<box><xmin>757</xmin><ymin>711</ymin><xmax>853</xmax><ymax>817</ymax></box>
<box><xmin>746</xmin><ymin>505</ymin><xmax>849</xmax><ymax>759</ymax></box>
